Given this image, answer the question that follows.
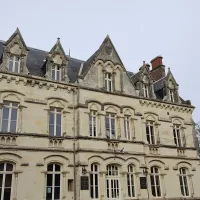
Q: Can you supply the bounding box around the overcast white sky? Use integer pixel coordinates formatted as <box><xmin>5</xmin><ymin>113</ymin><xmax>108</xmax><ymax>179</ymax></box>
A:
<box><xmin>0</xmin><ymin>0</ymin><xmax>199</xmax><ymax>121</ymax></box>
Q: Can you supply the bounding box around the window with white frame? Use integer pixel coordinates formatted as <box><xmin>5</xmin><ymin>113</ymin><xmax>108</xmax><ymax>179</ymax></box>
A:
<box><xmin>46</xmin><ymin>163</ymin><xmax>61</xmax><ymax>200</ymax></box>
<box><xmin>105</xmin><ymin>113</ymin><xmax>116</xmax><ymax>139</ymax></box>
<box><xmin>106</xmin><ymin>165</ymin><xmax>120</xmax><ymax>199</ymax></box>
<box><xmin>143</xmin><ymin>84</ymin><xmax>149</xmax><ymax>98</ymax></box>
<box><xmin>169</xmin><ymin>89</ymin><xmax>174</xmax><ymax>102</ymax></box>
<box><xmin>173</xmin><ymin>124</ymin><xmax>183</xmax><ymax>147</ymax></box>
<box><xmin>9</xmin><ymin>55</ymin><xmax>20</xmax><ymax>73</ymax></box>
<box><xmin>146</xmin><ymin>121</ymin><xmax>155</xmax><ymax>144</ymax></box>
<box><xmin>150</xmin><ymin>166</ymin><xmax>162</xmax><ymax>197</ymax></box>
<box><xmin>89</xmin><ymin>111</ymin><xmax>97</xmax><ymax>137</ymax></box>
<box><xmin>0</xmin><ymin>163</ymin><xmax>14</xmax><ymax>200</ymax></box>
<box><xmin>52</xmin><ymin>65</ymin><xmax>61</xmax><ymax>81</ymax></box>
<box><xmin>179</xmin><ymin>167</ymin><xmax>190</xmax><ymax>197</ymax></box>
<box><xmin>105</xmin><ymin>72</ymin><xmax>113</xmax><ymax>92</ymax></box>
<box><xmin>127</xmin><ymin>165</ymin><xmax>135</xmax><ymax>198</ymax></box>
<box><xmin>49</xmin><ymin>108</ymin><xmax>62</xmax><ymax>136</ymax></box>
<box><xmin>124</xmin><ymin>116</ymin><xmax>131</xmax><ymax>140</ymax></box>
<box><xmin>90</xmin><ymin>163</ymin><xmax>99</xmax><ymax>199</ymax></box>
<box><xmin>1</xmin><ymin>101</ymin><xmax>18</xmax><ymax>132</ymax></box>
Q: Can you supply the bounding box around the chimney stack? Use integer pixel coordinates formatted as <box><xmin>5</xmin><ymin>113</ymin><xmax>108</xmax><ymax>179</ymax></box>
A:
<box><xmin>150</xmin><ymin>56</ymin><xmax>165</xmax><ymax>81</ymax></box>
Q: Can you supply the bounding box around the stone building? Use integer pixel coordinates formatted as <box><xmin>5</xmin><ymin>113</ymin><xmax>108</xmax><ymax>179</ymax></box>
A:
<box><xmin>0</xmin><ymin>28</ymin><xmax>199</xmax><ymax>200</ymax></box>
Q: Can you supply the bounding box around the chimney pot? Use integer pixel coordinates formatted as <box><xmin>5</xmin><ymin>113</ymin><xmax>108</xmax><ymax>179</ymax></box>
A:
<box><xmin>150</xmin><ymin>56</ymin><xmax>163</xmax><ymax>69</ymax></box>
<box><xmin>150</xmin><ymin>56</ymin><xmax>165</xmax><ymax>81</ymax></box>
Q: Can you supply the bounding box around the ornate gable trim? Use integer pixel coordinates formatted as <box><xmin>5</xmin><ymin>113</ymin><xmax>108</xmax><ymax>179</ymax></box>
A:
<box><xmin>4</xmin><ymin>28</ymin><xmax>28</xmax><ymax>51</ymax></box>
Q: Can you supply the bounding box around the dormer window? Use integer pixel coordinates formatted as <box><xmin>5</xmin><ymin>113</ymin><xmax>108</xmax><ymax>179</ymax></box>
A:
<box><xmin>169</xmin><ymin>89</ymin><xmax>174</xmax><ymax>102</ymax></box>
<box><xmin>105</xmin><ymin>72</ymin><xmax>113</xmax><ymax>92</ymax></box>
<box><xmin>9</xmin><ymin>55</ymin><xmax>20</xmax><ymax>73</ymax></box>
<box><xmin>143</xmin><ymin>84</ymin><xmax>149</xmax><ymax>98</ymax></box>
<box><xmin>52</xmin><ymin>65</ymin><xmax>61</xmax><ymax>81</ymax></box>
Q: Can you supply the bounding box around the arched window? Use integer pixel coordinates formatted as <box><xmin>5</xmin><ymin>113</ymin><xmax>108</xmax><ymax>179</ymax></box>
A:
<box><xmin>127</xmin><ymin>165</ymin><xmax>135</xmax><ymax>197</ymax></box>
<box><xmin>89</xmin><ymin>111</ymin><xmax>97</xmax><ymax>137</ymax></box>
<box><xmin>9</xmin><ymin>55</ymin><xmax>20</xmax><ymax>73</ymax></box>
<box><xmin>1</xmin><ymin>101</ymin><xmax>18</xmax><ymax>133</ymax></box>
<box><xmin>52</xmin><ymin>65</ymin><xmax>61</xmax><ymax>81</ymax></box>
<box><xmin>146</xmin><ymin>121</ymin><xmax>156</xmax><ymax>144</ymax></box>
<box><xmin>0</xmin><ymin>162</ymin><xmax>14</xmax><ymax>200</ymax></box>
<box><xmin>49</xmin><ymin>108</ymin><xmax>62</xmax><ymax>136</ymax></box>
<box><xmin>124</xmin><ymin>116</ymin><xmax>131</xmax><ymax>140</ymax></box>
<box><xmin>106</xmin><ymin>165</ymin><xmax>120</xmax><ymax>199</ymax></box>
<box><xmin>105</xmin><ymin>72</ymin><xmax>113</xmax><ymax>92</ymax></box>
<box><xmin>90</xmin><ymin>163</ymin><xmax>99</xmax><ymax>199</ymax></box>
<box><xmin>142</xmin><ymin>84</ymin><xmax>149</xmax><ymax>98</ymax></box>
<box><xmin>179</xmin><ymin>168</ymin><xmax>190</xmax><ymax>197</ymax></box>
<box><xmin>150</xmin><ymin>166</ymin><xmax>162</xmax><ymax>197</ymax></box>
<box><xmin>46</xmin><ymin>163</ymin><xmax>61</xmax><ymax>200</ymax></box>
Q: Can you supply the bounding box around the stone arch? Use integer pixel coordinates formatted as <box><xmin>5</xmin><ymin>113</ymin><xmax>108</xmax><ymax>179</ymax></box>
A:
<box><xmin>105</xmin><ymin>105</ymin><xmax>119</xmax><ymax>114</ymax></box>
<box><xmin>0</xmin><ymin>152</ymin><xmax>22</xmax><ymax>165</ymax></box>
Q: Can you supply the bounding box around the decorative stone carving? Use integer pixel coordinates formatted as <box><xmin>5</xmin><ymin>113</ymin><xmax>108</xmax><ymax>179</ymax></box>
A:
<box><xmin>0</xmin><ymin>28</ymin><xmax>29</xmax><ymax>75</ymax></box>
<box><xmin>44</xmin><ymin>38</ymin><xmax>69</xmax><ymax>82</ymax></box>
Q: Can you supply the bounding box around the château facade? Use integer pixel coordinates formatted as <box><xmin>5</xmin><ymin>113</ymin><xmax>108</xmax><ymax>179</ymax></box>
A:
<box><xmin>0</xmin><ymin>28</ymin><xmax>199</xmax><ymax>200</ymax></box>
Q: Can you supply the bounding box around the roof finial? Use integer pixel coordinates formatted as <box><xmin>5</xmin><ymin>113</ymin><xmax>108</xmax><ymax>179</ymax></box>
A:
<box><xmin>57</xmin><ymin>37</ymin><xmax>60</xmax><ymax>41</ymax></box>
<box><xmin>69</xmin><ymin>48</ymin><xmax>71</xmax><ymax>57</ymax></box>
<box><xmin>143</xmin><ymin>61</ymin><xmax>145</xmax><ymax>66</ymax></box>
<box><xmin>168</xmin><ymin>67</ymin><xmax>170</xmax><ymax>71</ymax></box>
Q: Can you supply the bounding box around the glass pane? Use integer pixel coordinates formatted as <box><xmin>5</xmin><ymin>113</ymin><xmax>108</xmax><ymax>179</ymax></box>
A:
<box><xmin>0</xmin><ymin>174</ymin><xmax>2</xmax><ymax>187</ymax></box>
<box><xmin>47</xmin><ymin>164</ymin><xmax>53</xmax><ymax>171</ymax></box>
<box><xmin>14</xmin><ymin>61</ymin><xmax>19</xmax><ymax>73</ymax></box>
<box><xmin>49</xmin><ymin>113</ymin><xmax>54</xmax><ymax>125</ymax></box>
<box><xmin>49</xmin><ymin>125</ymin><xmax>54</xmax><ymax>136</ymax></box>
<box><xmin>56</xmin><ymin>125</ymin><xmax>61</xmax><ymax>136</ymax></box>
<box><xmin>95</xmin><ymin>186</ymin><xmax>98</xmax><ymax>198</ymax></box>
<box><xmin>46</xmin><ymin>186</ymin><xmax>52</xmax><ymax>199</ymax></box>
<box><xmin>105</xmin><ymin>117</ymin><xmax>109</xmax><ymax>128</ymax></box>
<box><xmin>55</xmin><ymin>164</ymin><xmax>60</xmax><ymax>172</ymax></box>
<box><xmin>56</xmin><ymin>114</ymin><xmax>61</xmax><ymax>126</ymax></box>
<box><xmin>55</xmin><ymin>174</ymin><xmax>60</xmax><ymax>186</ymax></box>
<box><xmin>2</xmin><ymin>120</ymin><xmax>9</xmax><ymax>132</ymax></box>
<box><xmin>5</xmin><ymin>174</ymin><xmax>12</xmax><ymax>187</ymax></box>
<box><xmin>152</xmin><ymin>186</ymin><xmax>156</xmax><ymax>196</ymax></box>
<box><xmin>9</xmin><ymin>58</ymin><xmax>13</xmax><ymax>72</ymax></box>
<box><xmin>2</xmin><ymin>107</ymin><xmax>9</xmax><ymax>120</ymax></box>
<box><xmin>54</xmin><ymin>187</ymin><xmax>60</xmax><ymax>199</ymax></box>
<box><xmin>52</xmin><ymin>70</ymin><xmax>55</xmax><ymax>80</ymax></box>
<box><xmin>11</xmin><ymin>109</ymin><xmax>17</xmax><ymax>121</ymax></box>
<box><xmin>57</xmin><ymin>70</ymin><xmax>60</xmax><ymax>81</ymax></box>
<box><xmin>0</xmin><ymin>163</ymin><xmax>4</xmax><ymax>171</ymax></box>
<box><xmin>47</xmin><ymin>174</ymin><xmax>52</xmax><ymax>186</ymax></box>
<box><xmin>10</xmin><ymin>121</ymin><xmax>17</xmax><ymax>132</ymax></box>
<box><xmin>6</xmin><ymin>164</ymin><xmax>13</xmax><ymax>171</ymax></box>
<box><xmin>3</xmin><ymin>188</ymin><xmax>11</xmax><ymax>200</ymax></box>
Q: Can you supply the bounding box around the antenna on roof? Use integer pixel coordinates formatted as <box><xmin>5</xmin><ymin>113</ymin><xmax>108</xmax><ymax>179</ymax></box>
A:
<box><xmin>69</xmin><ymin>48</ymin><xmax>71</xmax><ymax>57</ymax></box>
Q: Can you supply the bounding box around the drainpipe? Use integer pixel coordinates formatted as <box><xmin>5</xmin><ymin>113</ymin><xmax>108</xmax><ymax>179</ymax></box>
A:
<box><xmin>72</xmin><ymin>88</ymin><xmax>76</xmax><ymax>200</ymax></box>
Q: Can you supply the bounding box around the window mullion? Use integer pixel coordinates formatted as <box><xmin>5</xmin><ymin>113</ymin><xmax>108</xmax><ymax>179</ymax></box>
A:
<box><xmin>1</xmin><ymin>166</ymin><xmax>6</xmax><ymax>200</ymax></box>
<box><xmin>54</xmin><ymin>110</ymin><xmax>56</xmax><ymax>136</ymax></box>
<box><xmin>8</xmin><ymin>106</ymin><xmax>12</xmax><ymax>132</ymax></box>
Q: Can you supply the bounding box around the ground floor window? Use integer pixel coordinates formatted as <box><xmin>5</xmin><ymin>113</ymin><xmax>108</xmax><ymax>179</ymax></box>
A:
<box><xmin>0</xmin><ymin>163</ymin><xmax>13</xmax><ymax>200</ymax></box>
<box><xmin>106</xmin><ymin>165</ymin><xmax>120</xmax><ymax>200</ymax></box>
<box><xmin>46</xmin><ymin>163</ymin><xmax>61</xmax><ymax>200</ymax></box>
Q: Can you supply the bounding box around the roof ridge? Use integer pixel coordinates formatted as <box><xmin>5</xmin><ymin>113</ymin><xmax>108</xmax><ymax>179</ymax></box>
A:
<box><xmin>153</xmin><ymin>76</ymin><xmax>165</xmax><ymax>84</ymax></box>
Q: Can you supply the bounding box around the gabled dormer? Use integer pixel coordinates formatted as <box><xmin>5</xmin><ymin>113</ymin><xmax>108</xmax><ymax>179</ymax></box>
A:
<box><xmin>79</xmin><ymin>35</ymin><xmax>136</xmax><ymax>95</ymax></box>
<box><xmin>44</xmin><ymin>38</ymin><xmax>69</xmax><ymax>82</ymax></box>
<box><xmin>164</xmin><ymin>68</ymin><xmax>181</xmax><ymax>103</ymax></box>
<box><xmin>0</xmin><ymin>28</ymin><xmax>29</xmax><ymax>74</ymax></box>
<box><xmin>132</xmin><ymin>62</ymin><xmax>156</xmax><ymax>98</ymax></box>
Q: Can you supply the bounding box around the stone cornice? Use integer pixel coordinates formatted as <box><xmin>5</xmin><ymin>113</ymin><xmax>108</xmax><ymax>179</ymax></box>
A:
<box><xmin>0</xmin><ymin>71</ymin><xmax>77</xmax><ymax>92</ymax></box>
<box><xmin>79</xmin><ymin>86</ymin><xmax>194</xmax><ymax>109</ymax></box>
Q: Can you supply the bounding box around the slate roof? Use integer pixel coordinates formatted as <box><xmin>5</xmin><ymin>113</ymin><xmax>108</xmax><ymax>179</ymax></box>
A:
<box><xmin>0</xmin><ymin>40</ymin><xmax>191</xmax><ymax>105</ymax></box>
<box><xmin>0</xmin><ymin>41</ymin><xmax>84</xmax><ymax>83</ymax></box>
<box><xmin>153</xmin><ymin>76</ymin><xmax>165</xmax><ymax>91</ymax></box>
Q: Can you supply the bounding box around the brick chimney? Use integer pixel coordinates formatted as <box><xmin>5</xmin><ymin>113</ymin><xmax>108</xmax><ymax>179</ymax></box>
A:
<box><xmin>150</xmin><ymin>56</ymin><xmax>165</xmax><ymax>81</ymax></box>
